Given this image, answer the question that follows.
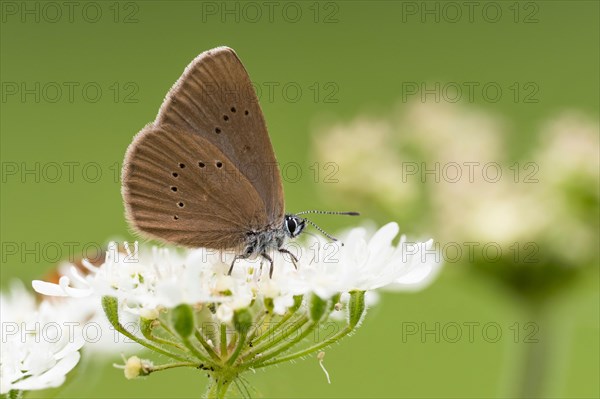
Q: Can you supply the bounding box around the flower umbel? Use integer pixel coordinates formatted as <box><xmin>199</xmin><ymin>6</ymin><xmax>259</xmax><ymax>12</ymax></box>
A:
<box><xmin>33</xmin><ymin>223</ymin><xmax>440</xmax><ymax>398</ymax></box>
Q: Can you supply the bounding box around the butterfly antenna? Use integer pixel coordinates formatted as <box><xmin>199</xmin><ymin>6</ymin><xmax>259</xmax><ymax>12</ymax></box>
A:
<box><xmin>296</xmin><ymin>210</ymin><xmax>359</xmax><ymax>246</ymax></box>
<box><xmin>301</xmin><ymin>217</ymin><xmax>344</xmax><ymax>245</ymax></box>
<box><xmin>296</xmin><ymin>210</ymin><xmax>360</xmax><ymax>216</ymax></box>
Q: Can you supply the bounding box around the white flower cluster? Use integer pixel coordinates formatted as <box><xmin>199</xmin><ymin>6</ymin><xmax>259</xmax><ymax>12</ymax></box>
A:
<box><xmin>32</xmin><ymin>223</ymin><xmax>440</xmax><ymax>319</ymax></box>
<box><xmin>0</xmin><ymin>282</ymin><xmax>84</xmax><ymax>394</ymax></box>
<box><xmin>5</xmin><ymin>222</ymin><xmax>439</xmax><ymax>397</ymax></box>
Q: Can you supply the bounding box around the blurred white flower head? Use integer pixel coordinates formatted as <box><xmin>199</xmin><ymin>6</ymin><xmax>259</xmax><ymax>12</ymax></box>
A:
<box><xmin>400</xmin><ymin>100</ymin><xmax>505</xmax><ymax>163</ymax></box>
<box><xmin>313</xmin><ymin>116</ymin><xmax>419</xmax><ymax>212</ymax></box>
<box><xmin>530</xmin><ymin>111</ymin><xmax>600</xmax><ymax>264</ymax></box>
<box><xmin>312</xmin><ymin>99</ymin><xmax>599</xmax><ymax>267</ymax></box>
<box><xmin>535</xmin><ymin>111</ymin><xmax>599</xmax><ymax>184</ymax></box>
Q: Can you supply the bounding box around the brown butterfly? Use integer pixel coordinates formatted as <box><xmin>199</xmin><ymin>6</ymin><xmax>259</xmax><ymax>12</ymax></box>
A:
<box><xmin>121</xmin><ymin>47</ymin><xmax>357</xmax><ymax>277</ymax></box>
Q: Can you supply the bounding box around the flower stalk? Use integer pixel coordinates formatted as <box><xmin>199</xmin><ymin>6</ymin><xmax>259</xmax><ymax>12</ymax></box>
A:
<box><xmin>103</xmin><ymin>291</ymin><xmax>368</xmax><ymax>398</ymax></box>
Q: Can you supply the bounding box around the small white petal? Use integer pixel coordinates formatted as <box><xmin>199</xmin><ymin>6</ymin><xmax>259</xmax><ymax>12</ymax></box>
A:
<box><xmin>216</xmin><ymin>304</ymin><xmax>234</xmax><ymax>322</ymax></box>
<box><xmin>32</xmin><ymin>280</ymin><xmax>68</xmax><ymax>297</ymax></box>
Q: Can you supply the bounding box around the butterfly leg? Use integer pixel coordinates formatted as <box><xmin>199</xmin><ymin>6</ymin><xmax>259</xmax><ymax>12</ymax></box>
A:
<box><xmin>277</xmin><ymin>248</ymin><xmax>299</xmax><ymax>270</ymax></box>
<box><xmin>257</xmin><ymin>259</ymin><xmax>265</xmax><ymax>281</ymax></box>
<box><xmin>229</xmin><ymin>253</ymin><xmax>251</xmax><ymax>275</ymax></box>
<box><xmin>260</xmin><ymin>252</ymin><xmax>274</xmax><ymax>278</ymax></box>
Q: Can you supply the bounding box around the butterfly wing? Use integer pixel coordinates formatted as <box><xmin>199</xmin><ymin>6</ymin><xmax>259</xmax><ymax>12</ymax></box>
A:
<box><xmin>122</xmin><ymin>124</ymin><xmax>268</xmax><ymax>249</ymax></box>
<box><xmin>155</xmin><ymin>46</ymin><xmax>284</xmax><ymax>227</ymax></box>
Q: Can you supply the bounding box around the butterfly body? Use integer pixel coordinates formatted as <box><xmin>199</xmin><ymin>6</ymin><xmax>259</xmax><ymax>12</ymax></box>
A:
<box><xmin>232</xmin><ymin>216</ymin><xmax>303</xmax><ymax>277</ymax></box>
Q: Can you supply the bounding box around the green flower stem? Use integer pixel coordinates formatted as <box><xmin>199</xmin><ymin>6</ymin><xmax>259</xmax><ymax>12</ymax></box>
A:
<box><xmin>206</xmin><ymin>381</ymin><xmax>218</xmax><ymax>398</ymax></box>
<box><xmin>228</xmin><ymin>331</ymin><xmax>238</xmax><ymax>352</ymax></box>
<box><xmin>150</xmin><ymin>361</ymin><xmax>200</xmax><ymax>372</ymax></box>
<box><xmin>158</xmin><ymin>317</ymin><xmax>186</xmax><ymax>342</ymax></box>
<box><xmin>216</xmin><ymin>379</ymin><xmax>233</xmax><ymax>399</ymax></box>
<box><xmin>220</xmin><ymin>323</ymin><xmax>228</xmax><ymax>357</ymax></box>
<box><xmin>233</xmin><ymin>378</ymin><xmax>251</xmax><ymax>399</ymax></box>
<box><xmin>226</xmin><ymin>331</ymin><xmax>247</xmax><ymax>366</ymax></box>
<box><xmin>195</xmin><ymin>329</ymin><xmax>222</xmax><ymax>363</ymax></box>
<box><xmin>249</xmin><ymin>320</ymin><xmax>319</xmax><ymax>367</ymax></box>
<box><xmin>252</xmin><ymin>310</ymin><xmax>294</xmax><ymax>345</ymax></box>
<box><xmin>205</xmin><ymin>380</ymin><xmax>219</xmax><ymax>399</ymax></box>
<box><xmin>182</xmin><ymin>337</ymin><xmax>211</xmax><ymax>362</ymax></box>
<box><xmin>205</xmin><ymin>376</ymin><xmax>234</xmax><ymax>399</ymax></box>
<box><xmin>253</xmin><ymin>291</ymin><xmax>367</xmax><ymax>369</ymax></box>
<box><xmin>518</xmin><ymin>301</ymin><xmax>550</xmax><ymax>399</ymax></box>
<box><xmin>140</xmin><ymin>319</ymin><xmax>187</xmax><ymax>352</ymax></box>
<box><xmin>253</xmin><ymin>325</ymin><xmax>353</xmax><ymax>369</ymax></box>
<box><xmin>203</xmin><ymin>320</ymin><xmax>219</xmax><ymax>350</ymax></box>
<box><xmin>242</xmin><ymin>315</ymin><xmax>309</xmax><ymax>362</ymax></box>
<box><xmin>247</xmin><ymin>311</ymin><xmax>271</xmax><ymax>342</ymax></box>
<box><xmin>102</xmin><ymin>296</ymin><xmax>191</xmax><ymax>363</ymax></box>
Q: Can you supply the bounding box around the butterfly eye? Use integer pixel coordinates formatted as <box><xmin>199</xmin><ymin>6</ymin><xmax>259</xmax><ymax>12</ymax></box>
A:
<box><xmin>286</xmin><ymin>218</ymin><xmax>297</xmax><ymax>234</ymax></box>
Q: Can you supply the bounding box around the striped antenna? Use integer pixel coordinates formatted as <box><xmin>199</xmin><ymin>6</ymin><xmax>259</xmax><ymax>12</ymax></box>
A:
<box><xmin>300</xmin><ymin>217</ymin><xmax>341</xmax><ymax>244</ymax></box>
<box><xmin>296</xmin><ymin>210</ymin><xmax>360</xmax><ymax>216</ymax></box>
<box><xmin>295</xmin><ymin>210</ymin><xmax>360</xmax><ymax>246</ymax></box>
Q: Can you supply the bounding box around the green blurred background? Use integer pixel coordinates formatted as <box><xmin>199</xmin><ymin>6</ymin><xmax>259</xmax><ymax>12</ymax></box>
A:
<box><xmin>1</xmin><ymin>1</ymin><xmax>598</xmax><ymax>398</ymax></box>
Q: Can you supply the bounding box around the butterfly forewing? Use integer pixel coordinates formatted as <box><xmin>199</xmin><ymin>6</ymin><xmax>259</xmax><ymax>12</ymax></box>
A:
<box><xmin>155</xmin><ymin>46</ymin><xmax>284</xmax><ymax>226</ymax></box>
<box><xmin>122</xmin><ymin>124</ymin><xmax>269</xmax><ymax>249</ymax></box>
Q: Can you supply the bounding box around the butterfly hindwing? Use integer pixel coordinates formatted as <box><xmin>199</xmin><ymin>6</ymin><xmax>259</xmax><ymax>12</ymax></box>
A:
<box><xmin>122</xmin><ymin>124</ymin><xmax>269</xmax><ymax>249</ymax></box>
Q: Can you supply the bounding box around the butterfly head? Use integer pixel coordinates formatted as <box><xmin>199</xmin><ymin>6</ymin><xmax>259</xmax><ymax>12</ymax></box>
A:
<box><xmin>284</xmin><ymin>210</ymin><xmax>360</xmax><ymax>243</ymax></box>
<box><xmin>284</xmin><ymin>214</ymin><xmax>306</xmax><ymax>238</ymax></box>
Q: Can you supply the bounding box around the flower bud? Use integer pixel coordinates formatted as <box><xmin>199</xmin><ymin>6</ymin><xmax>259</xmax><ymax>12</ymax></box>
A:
<box><xmin>348</xmin><ymin>291</ymin><xmax>366</xmax><ymax>328</ymax></box>
<box><xmin>124</xmin><ymin>356</ymin><xmax>152</xmax><ymax>380</ymax></box>
<box><xmin>140</xmin><ymin>307</ymin><xmax>159</xmax><ymax>320</ymax></box>
<box><xmin>263</xmin><ymin>297</ymin><xmax>274</xmax><ymax>313</ymax></box>
<box><xmin>233</xmin><ymin>308</ymin><xmax>253</xmax><ymax>334</ymax></box>
<box><xmin>171</xmin><ymin>304</ymin><xmax>195</xmax><ymax>337</ymax></box>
